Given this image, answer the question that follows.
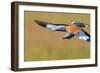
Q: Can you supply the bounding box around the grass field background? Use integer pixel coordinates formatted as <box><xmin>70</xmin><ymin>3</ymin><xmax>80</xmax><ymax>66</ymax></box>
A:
<box><xmin>24</xmin><ymin>11</ymin><xmax>90</xmax><ymax>61</ymax></box>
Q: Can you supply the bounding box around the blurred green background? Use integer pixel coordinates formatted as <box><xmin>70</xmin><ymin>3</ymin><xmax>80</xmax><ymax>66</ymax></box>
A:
<box><xmin>24</xmin><ymin>11</ymin><xmax>90</xmax><ymax>61</ymax></box>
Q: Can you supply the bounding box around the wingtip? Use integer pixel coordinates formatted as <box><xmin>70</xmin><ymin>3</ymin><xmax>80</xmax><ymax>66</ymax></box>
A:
<box><xmin>34</xmin><ymin>20</ymin><xmax>38</xmax><ymax>23</ymax></box>
<box><xmin>34</xmin><ymin>20</ymin><xmax>47</xmax><ymax>27</ymax></box>
<box><xmin>86</xmin><ymin>38</ymin><xmax>90</xmax><ymax>42</ymax></box>
<box><xmin>34</xmin><ymin>20</ymin><xmax>40</xmax><ymax>24</ymax></box>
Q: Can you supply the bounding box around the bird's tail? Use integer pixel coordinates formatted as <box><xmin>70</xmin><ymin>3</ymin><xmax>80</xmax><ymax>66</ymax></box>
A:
<box><xmin>34</xmin><ymin>20</ymin><xmax>48</xmax><ymax>27</ymax></box>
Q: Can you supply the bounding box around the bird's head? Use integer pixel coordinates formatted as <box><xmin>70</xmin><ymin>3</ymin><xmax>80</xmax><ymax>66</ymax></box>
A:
<box><xmin>72</xmin><ymin>21</ymin><xmax>89</xmax><ymax>29</ymax></box>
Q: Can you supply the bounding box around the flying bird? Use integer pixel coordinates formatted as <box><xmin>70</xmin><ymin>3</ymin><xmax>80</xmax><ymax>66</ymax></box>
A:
<box><xmin>34</xmin><ymin>20</ymin><xmax>90</xmax><ymax>42</ymax></box>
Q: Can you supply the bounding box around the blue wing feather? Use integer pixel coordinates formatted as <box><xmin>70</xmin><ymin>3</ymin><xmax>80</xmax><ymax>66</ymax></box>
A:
<box><xmin>34</xmin><ymin>20</ymin><xmax>67</xmax><ymax>32</ymax></box>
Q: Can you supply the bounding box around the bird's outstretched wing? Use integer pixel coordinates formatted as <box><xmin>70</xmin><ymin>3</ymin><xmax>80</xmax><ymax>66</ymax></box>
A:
<box><xmin>75</xmin><ymin>29</ymin><xmax>90</xmax><ymax>42</ymax></box>
<box><xmin>34</xmin><ymin>20</ymin><xmax>68</xmax><ymax>32</ymax></box>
